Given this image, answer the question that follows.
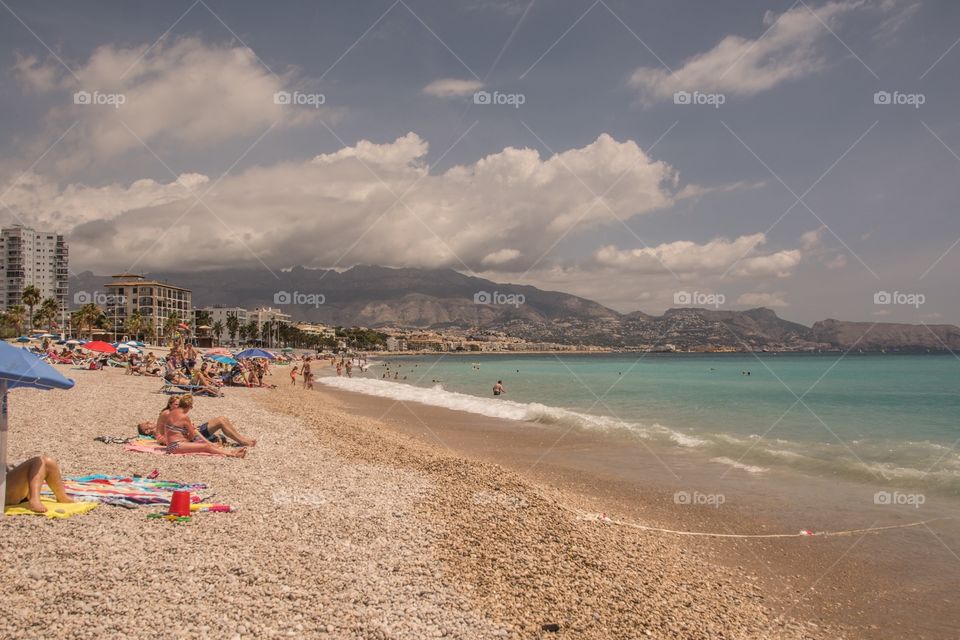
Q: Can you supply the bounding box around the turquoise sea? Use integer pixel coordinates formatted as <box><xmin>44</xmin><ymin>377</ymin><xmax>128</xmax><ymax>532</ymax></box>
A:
<box><xmin>320</xmin><ymin>353</ymin><xmax>960</xmax><ymax>496</ymax></box>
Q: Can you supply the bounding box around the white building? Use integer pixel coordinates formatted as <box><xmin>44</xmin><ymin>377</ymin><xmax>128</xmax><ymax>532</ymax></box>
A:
<box><xmin>250</xmin><ymin>306</ymin><xmax>291</xmax><ymax>330</ymax></box>
<box><xmin>198</xmin><ymin>306</ymin><xmax>248</xmax><ymax>344</ymax></box>
<box><xmin>104</xmin><ymin>274</ymin><xmax>191</xmax><ymax>342</ymax></box>
<box><xmin>0</xmin><ymin>225</ymin><xmax>69</xmax><ymax>312</ymax></box>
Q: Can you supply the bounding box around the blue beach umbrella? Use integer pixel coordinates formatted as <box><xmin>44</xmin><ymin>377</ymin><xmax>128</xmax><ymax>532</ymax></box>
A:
<box><xmin>210</xmin><ymin>355</ymin><xmax>238</xmax><ymax>365</ymax></box>
<box><xmin>0</xmin><ymin>341</ymin><xmax>75</xmax><ymax>511</ymax></box>
<box><xmin>15</xmin><ymin>337</ymin><xmax>30</xmax><ymax>343</ymax></box>
<box><xmin>235</xmin><ymin>348</ymin><xmax>275</xmax><ymax>360</ymax></box>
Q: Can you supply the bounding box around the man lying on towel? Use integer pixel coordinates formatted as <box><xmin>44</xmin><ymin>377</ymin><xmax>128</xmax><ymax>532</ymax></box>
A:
<box><xmin>138</xmin><ymin>396</ymin><xmax>257</xmax><ymax>448</ymax></box>
<box><xmin>159</xmin><ymin>395</ymin><xmax>247</xmax><ymax>457</ymax></box>
<box><xmin>5</xmin><ymin>456</ymin><xmax>74</xmax><ymax>513</ymax></box>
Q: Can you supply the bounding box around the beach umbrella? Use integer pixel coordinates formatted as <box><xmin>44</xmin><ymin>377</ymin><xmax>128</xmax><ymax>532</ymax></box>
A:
<box><xmin>205</xmin><ymin>347</ymin><xmax>233</xmax><ymax>356</ymax></box>
<box><xmin>65</xmin><ymin>339</ymin><xmax>80</xmax><ymax>345</ymax></box>
<box><xmin>82</xmin><ymin>341</ymin><xmax>117</xmax><ymax>354</ymax></box>
<box><xmin>282</xmin><ymin>347</ymin><xmax>294</xmax><ymax>352</ymax></box>
<box><xmin>210</xmin><ymin>355</ymin><xmax>238</xmax><ymax>365</ymax></box>
<box><xmin>15</xmin><ymin>337</ymin><xmax>30</xmax><ymax>343</ymax></box>
<box><xmin>125</xmin><ymin>340</ymin><xmax>138</xmax><ymax>346</ymax></box>
<box><xmin>0</xmin><ymin>341</ymin><xmax>74</xmax><ymax>513</ymax></box>
<box><xmin>235</xmin><ymin>348</ymin><xmax>275</xmax><ymax>360</ymax></box>
<box><xmin>40</xmin><ymin>334</ymin><xmax>56</xmax><ymax>339</ymax></box>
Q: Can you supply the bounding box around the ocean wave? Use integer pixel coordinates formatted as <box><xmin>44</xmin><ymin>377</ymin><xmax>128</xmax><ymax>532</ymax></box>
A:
<box><xmin>711</xmin><ymin>457</ymin><xmax>769</xmax><ymax>474</ymax></box>
<box><xmin>318</xmin><ymin>376</ymin><xmax>960</xmax><ymax>495</ymax></box>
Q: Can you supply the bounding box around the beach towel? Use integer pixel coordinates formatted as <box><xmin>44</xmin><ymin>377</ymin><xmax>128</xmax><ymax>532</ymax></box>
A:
<box><xmin>42</xmin><ymin>475</ymin><xmax>208</xmax><ymax>508</ymax></box>
<box><xmin>123</xmin><ymin>438</ymin><xmax>219</xmax><ymax>456</ymax></box>
<box><xmin>4</xmin><ymin>499</ymin><xmax>98</xmax><ymax>519</ymax></box>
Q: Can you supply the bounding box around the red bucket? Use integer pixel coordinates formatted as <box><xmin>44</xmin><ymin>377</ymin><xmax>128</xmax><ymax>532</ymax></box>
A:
<box><xmin>168</xmin><ymin>490</ymin><xmax>192</xmax><ymax>516</ymax></box>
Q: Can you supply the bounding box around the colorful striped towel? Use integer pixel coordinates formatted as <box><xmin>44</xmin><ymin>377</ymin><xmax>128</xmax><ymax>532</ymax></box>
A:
<box><xmin>42</xmin><ymin>475</ymin><xmax>209</xmax><ymax>508</ymax></box>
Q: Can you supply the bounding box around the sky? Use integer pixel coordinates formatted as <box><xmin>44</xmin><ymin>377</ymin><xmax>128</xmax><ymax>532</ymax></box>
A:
<box><xmin>0</xmin><ymin>0</ymin><xmax>958</xmax><ymax>325</ymax></box>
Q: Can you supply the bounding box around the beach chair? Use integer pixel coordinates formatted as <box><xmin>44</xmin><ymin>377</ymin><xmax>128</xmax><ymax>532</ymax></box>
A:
<box><xmin>159</xmin><ymin>382</ymin><xmax>222</xmax><ymax>397</ymax></box>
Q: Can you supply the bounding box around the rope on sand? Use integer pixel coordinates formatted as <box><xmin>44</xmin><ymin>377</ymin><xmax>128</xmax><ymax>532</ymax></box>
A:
<box><xmin>572</xmin><ymin>509</ymin><xmax>954</xmax><ymax>539</ymax></box>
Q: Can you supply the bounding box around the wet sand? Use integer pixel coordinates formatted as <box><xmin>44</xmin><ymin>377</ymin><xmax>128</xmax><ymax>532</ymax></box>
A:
<box><xmin>318</xmin><ymin>381</ymin><xmax>960</xmax><ymax>639</ymax></box>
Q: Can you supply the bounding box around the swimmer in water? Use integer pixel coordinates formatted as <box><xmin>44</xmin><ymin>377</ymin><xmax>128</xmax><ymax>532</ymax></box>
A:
<box><xmin>492</xmin><ymin>380</ymin><xmax>506</xmax><ymax>396</ymax></box>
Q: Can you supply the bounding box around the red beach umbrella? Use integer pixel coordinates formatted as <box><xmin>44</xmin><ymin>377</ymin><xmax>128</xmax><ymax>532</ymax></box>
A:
<box><xmin>82</xmin><ymin>341</ymin><xmax>117</xmax><ymax>354</ymax></box>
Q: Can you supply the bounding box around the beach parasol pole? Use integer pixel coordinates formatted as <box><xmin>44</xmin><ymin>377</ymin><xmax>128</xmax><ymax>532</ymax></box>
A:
<box><xmin>0</xmin><ymin>379</ymin><xmax>8</xmax><ymax>506</ymax></box>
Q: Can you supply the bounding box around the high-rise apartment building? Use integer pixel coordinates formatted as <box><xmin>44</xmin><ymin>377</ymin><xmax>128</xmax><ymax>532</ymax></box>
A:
<box><xmin>0</xmin><ymin>225</ymin><xmax>69</xmax><ymax>312</ymax></box>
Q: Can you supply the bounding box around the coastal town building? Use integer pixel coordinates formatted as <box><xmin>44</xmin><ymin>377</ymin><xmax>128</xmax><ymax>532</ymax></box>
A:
<box><xmin>293</xmin><ymin>322</ymin><xmax>336</xmax><ymax>339</ymax></box>
<box><xmin>198</xmin><ymin>306</ymin><xmax>248</xmax><ymax>344</ymax></box>
<box><xmin>104</xmin><ymin>273</ymin><xmax>192</xmax><ymax>342</ymax></box>
<box><xmin>0</xmin><ymin>225</ymin><xmax>69</xmax><ymax>313</ymax></box>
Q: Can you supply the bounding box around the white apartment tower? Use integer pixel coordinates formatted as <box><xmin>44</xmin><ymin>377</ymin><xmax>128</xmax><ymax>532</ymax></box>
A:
<box><xmin>0</xmin><ymin>225</ymin><xmax>69</xmax><ymax>311</ymax></box>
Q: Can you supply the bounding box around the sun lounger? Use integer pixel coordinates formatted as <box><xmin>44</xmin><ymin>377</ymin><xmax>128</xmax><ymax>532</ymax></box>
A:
<box><xmin>159</xmin><ymin>383</ymin><xmax>222</xmax><ymax>397</ymax></box>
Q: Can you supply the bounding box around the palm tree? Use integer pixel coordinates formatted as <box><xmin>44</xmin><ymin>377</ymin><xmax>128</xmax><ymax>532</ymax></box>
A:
<box><xmin>21</xmin><ymin>285</ymin><xmax>41</xmax><ymax>332</ymax></box>
<box><xmin>5</xmin><ymin>305</ymin><xmax>26</xmax><ymax>336</ymax></box>
<box><xmin>245</xmin><ymin>320</ymin><xmax>258</xmax><ymax>345</ymax></box>
<box><xmin>124</xmin><ymin>309</ymin><xmax>143</xmax><ymax>341</ymax></box>
<box><xmin>72</xmin><ymin>303</ymin><xmax>104</xmax><ymax>339</ymax></box>
<box><xmin>140</xmin><ymin>319</ymin><xmax>155</xmax><ymax>345</ymax></box>
<box><xmin>163</xmin><ymin>312</ymin><xmax>181</xmax><ymax>342</ymax></box>
<box><xmin>260</xmin><ymin>320</ymin><xmax>272</xmax><ymax>347</ymax></box>
<box><xmin>226</xmin><ymin>313</ymin><xmax>239</xmax><ymax>346</ymax></box>
<box><xmin>212</xmin><ymin>320</ymin><xmax>224</xmax><ymax>346</ymax></box>
<box><xmin>38</xmin><ymin>298</ymin><xmax>59</xmax><ymax>333</ymax></box>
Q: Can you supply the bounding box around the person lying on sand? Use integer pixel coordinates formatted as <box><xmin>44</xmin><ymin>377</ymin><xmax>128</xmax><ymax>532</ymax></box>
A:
<box><xmin>161</xmin><ymin>395</ymin><xmax>247</xmax><ymax>458</ymax></box>
<box><xmin>5</xmin><ymin>456</ymin><xmax>74</xmax><ymax>513</ymax></box>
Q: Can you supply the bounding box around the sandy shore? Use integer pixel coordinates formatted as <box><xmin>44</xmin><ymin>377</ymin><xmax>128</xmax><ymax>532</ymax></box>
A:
<box><xmin>0</xmin><ymin>366</ymin><xmax>836</xmax><ymax>639</ymax></box>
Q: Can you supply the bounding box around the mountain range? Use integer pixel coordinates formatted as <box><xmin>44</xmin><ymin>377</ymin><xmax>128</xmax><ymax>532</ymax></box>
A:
<box><xmin>70</xmin><ymin>266</ymin><xmax>960</xmax><ymax>351</ymax></box>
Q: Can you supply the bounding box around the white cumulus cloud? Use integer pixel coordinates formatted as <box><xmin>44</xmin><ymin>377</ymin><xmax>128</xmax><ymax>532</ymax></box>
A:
<box><xmin>629</xmin><ymin>1</ymin><xmax>865</xmax><ymax>102</ymax></box>
<box><xmin>422</xmin><ymin>78</ymin><xmax>485</xmax><ymax>98</ymax></box>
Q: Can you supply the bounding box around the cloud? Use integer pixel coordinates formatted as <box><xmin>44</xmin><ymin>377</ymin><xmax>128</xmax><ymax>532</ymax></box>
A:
<box><xmin>5</xmin><ymin>132</ymin><xmax>683</xmax><ymax>273</ymax></box>
<box><xmin>481</xmin><ymin>248</ymin><xmax>521</xmax><ymax>266</ymax></box>
<box><xmin>629</xmin><ymin>1</ymin><xmax>864</xmax><ymax>102</ymax></box>
<box><xmin>422</xmin><ymin>78</ymin><xmax>484</xmax><ymax>98</ymax></box>
<box><xmin>594</xmin><ymin>233</ymin><xmax>803</xmax><ymax>278</ymax></box>
<box><xmin>13</xmin><ymin>37</ymin><xmax>335</xmax><ymax>171</ymax></box>
<box><xmin>737</xmin><ymin>292</ymin><xmax>788</xmax><ymax>308</ymax></box>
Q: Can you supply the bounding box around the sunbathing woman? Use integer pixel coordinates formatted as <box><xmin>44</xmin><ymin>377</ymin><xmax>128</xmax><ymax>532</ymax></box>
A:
<box><xmin>5</xmin><ymin>455</ymin><xmax>74</xmax><ymax>513</ymax></box>
<box><xmin>162</xmin><ymin>395</ymin><xmax>246</xmax><ymax>457</ymax></box>
<box><xmin>137</xmin><ymin>395</ymin><xmax>181</xmax><ymax>444</ymax></box>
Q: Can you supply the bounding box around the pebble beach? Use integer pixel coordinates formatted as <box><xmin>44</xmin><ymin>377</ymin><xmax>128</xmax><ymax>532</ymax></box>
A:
<box><xmin>0</xmin><ymin>365</ymin><xmax>838</xmax><ymax>639</ymax></box>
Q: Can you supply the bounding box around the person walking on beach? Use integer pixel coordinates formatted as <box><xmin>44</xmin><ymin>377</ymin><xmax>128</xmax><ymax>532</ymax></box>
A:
<box><xmin>290</xmin><ymin>365</ymin><xmax>298</xmax><ymax>386</ymax></box>
<box><xmin>493</xmin><ymin>380</ymin><xmax>506</xmax><ymax>396</ymax></box>
<box><xmin>301</xmin><ymin>358</ymin><xmax>311</xmax><ymax>389</ymax></box>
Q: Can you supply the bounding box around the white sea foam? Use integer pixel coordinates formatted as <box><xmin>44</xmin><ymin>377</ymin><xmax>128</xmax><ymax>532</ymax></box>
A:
<box><xmin>711</xmin><ymin>457</ymin><xmax>768</xmax><ymax>474</ymax></box>
<box><xmin>320</xmin><ymin>376</ymin><xmax>686</xmax><ymax>441</ymax></box>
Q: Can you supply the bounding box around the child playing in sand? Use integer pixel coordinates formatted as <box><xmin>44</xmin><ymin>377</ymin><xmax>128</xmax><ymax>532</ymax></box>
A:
<box><xmin>5</xmin><ymin>456</ymin><xmax>74</xmax><ymax>513</ymax></box>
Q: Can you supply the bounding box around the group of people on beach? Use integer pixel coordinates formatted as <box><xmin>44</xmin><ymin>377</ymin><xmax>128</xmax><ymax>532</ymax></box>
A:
<box><xmin>137</xmin><ymin>394</ymin><xmax>254</xmax><ymax>457</ymax></box>
<box><xmin>289</xmin><ymin>356</ymin><xmax>315</xmax><ymax>389</ymax></box>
